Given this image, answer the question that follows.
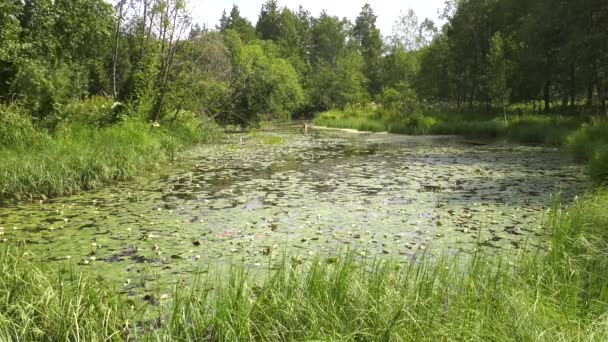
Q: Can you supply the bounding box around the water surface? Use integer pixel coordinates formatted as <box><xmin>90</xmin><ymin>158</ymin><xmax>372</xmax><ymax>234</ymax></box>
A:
<box><xmin>0</xmin><ymin>128</ymin><xmax>585</xmax><ymax>293</ymax></box>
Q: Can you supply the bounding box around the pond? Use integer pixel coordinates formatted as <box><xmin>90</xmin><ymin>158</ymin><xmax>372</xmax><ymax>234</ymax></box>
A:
<box><xmin>0</xmin><ymin>126</ymin><xmax>586</xmax><ymax>294</ymax></box>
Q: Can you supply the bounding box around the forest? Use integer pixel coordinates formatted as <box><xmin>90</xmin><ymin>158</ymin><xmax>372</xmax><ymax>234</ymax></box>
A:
<box><xmin>0</xmin><ymin>0</ymin><xmax>608</xmax><ymax>340</ymax></box>
<box><xmin>0</xmin><ymin>0</ymin><xmax>607</xmax><ymax>199</ymax></box>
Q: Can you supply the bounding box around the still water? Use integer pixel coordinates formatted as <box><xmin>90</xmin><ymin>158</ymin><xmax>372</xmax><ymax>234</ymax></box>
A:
<box><xmin>0</xmin><ymin>127</ymin><xmax>585</xmax><ymax>293</ymax></box>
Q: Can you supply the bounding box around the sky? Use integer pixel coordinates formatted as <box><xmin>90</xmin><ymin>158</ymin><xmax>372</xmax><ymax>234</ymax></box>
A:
<box><xmin>188</xmin><ymin>0</ymin><xmax>447</xmax><ymax>36</ymax></box>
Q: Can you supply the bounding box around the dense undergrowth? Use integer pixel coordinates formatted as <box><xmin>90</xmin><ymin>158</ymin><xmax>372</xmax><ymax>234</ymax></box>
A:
<box><xmin>314</xmin><ymin>105</ymin><xmax>608</xmax><ymax>184</ymax></box>
<box><xmin>0</xmin><ymin>100</ymin><xmax>221</xmax><ymax>201</ymax></box>
<box><xmin>1</xmin><ymin>191</ymin><xmax>607</xmax><ymax>340</ymax></box>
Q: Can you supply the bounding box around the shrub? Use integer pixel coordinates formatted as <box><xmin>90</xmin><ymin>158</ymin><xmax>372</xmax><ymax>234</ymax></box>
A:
<box><xmin>0</xmin><ymin>104</ymin><xmax>50</xmax><ymax>150</ymax></box>
<box><xmin>52</xmin><ymin>96</ymin><xmax>115</xmax><ymax>129</ymax></box>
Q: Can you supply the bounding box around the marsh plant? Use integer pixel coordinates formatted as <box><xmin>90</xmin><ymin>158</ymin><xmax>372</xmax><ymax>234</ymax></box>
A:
<box><xmin>1</xmin><ymin>191</ymin><xmax>607</xmax><ymax>340</ymax></box>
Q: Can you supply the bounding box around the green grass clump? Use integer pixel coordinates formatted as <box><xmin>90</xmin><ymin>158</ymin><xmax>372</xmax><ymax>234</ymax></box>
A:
<box><xmin>567</xmin><ymin>119</ymin><xmax>608</xmax><ymax>184</ymax></box>
<box><xmin>506</xmin><ymin>115</ymin><xmax>579</xmax><ymax>146</ymax></box>
<box><xmin>0</xmin><ymin>248</ymin><xmax>128</xmax><ymax>341</ymax></box>
<box><xmin>0</xmin><ymin>104</ymin><xmax>51</xmax><ymax>150</ymax></box>
<box><xmin>0</xmin><ymin>106</ymin><xmax>220</xmax><ymax>201</ymax></box>
<box><xmin>314</xmin><ymin>106</ymin><xmax>587</xmax><ymax>145</ymax></box>
<box><xmin>314</xmin><ymin>108</ymin><xmax>387</xmax><ymax>132</ymax></box>
<box><xmin>2</xmin><ymin>191</ymin><xmax>608</xmax><ymax>340</ymax></box>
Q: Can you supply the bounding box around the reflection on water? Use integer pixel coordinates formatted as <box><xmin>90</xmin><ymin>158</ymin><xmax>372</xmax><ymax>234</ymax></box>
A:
<box><xmin>0</xmin><ymin>128</ymin><xmax>586</xmax><ymax>292</ymax></box>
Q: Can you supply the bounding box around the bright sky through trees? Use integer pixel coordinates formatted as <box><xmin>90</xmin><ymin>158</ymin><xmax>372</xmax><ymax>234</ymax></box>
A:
<box><xmin>189</xmin><ymin>0</ymin><xmax>446</xmax><ymax>35</ymax></box>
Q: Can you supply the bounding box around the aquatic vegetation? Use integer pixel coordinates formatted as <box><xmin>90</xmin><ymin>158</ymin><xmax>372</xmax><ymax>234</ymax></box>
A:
<box><xmin>0</xmin><ymin>191</ymin><xmax>607</xmax><ymax>340</ymax></box>
<box><xmin>0</xmin><ymin>130</ymin><xmax>585</xmax><ymax>297</ymax></box>
<box><xmin>0</xmin><ymin>128</ymin><xmax>593</xmax><ymax>340</ymax></box>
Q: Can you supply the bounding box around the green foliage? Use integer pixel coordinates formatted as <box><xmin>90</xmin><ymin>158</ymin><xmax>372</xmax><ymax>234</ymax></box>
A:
<box><xmin>218</xmin><ymin>5</ymin><xmax>257</xmax><ymax>42</ymax></box>
<box><xmin>589</xmin><ymin>146</ymin><xmax>608</xmax><ymax>185</ymax></box>
<box><xmin>488</xmin><ymin>32</ymin><xmax>512</xmax><ymax>121</ymax></box>
<box><xmin>567</xmin><ymin>119</ymin><xmax>608</xmax><ymax>184</ymax></box>
<box><xmin>0</xmin><ymin>1</ymin><xmax>22</xmax><ymax>94</ymax></box>
<box><xmin>53</xmin><ymin>97</ymin><xmax>116</xmax><ymax>128</ymax></box>
<box><xmin>256</xmin><ymin>0</ymin><xmax>281</xmax><ymax>41</ymax></box>
<box><xmin>169</xmin><ymin>31</ymin><xmax>232</xmax><ymax>117</ymax></box>
<box><xmin>353</xmin><ymin>4</ymin><xmax>383</xmax><ymax>94</ymax></box>
<box><xmin>307</xmin><ymin>52</ymin><xmax>369</xmax><ymax>110</ymax></box>
<box><xmin>0</xmin><ymin>248</ymin><xmax>127</xmax><ymax>340</ymax></box>
<box><xmin>0</xmin><ymin>106</ymin><xmax>220</xmax><ymax>200</ymax></box>
<box><xmin>218</xmin><ymin>36</ymin><xmax>303</xmax><ymax>128</ymax></box>
<box><xmin>0</xmin><ymin>104</ymin><xmax>50</xmax><ymax>150</ymax></box>
<box><xmin>377</xmin><ymin>82</ymin><xmax>419</xmax><ymax>116</ymax></box>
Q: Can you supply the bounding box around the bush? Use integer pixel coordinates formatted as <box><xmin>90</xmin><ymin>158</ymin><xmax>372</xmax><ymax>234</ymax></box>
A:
<box><xmin>52</xmin><ymin>97</ymin><xmax>116</xmax><ymax>129</ymax></box>
<box><xmin>0</xmin><ymin>104</ymin><xmax>50</xmax><ymax>150</ymax></box>
<box><xmin>10</xmin><ymin>61</ymin><xmax>88</xmax><ymax>119</ymax></box>
<box><xmin>567</xmin><ymin>119</ymin><xmax>608</xmax><ymax>161</ymax></box>
<box><xmin>589</xmin><ymin>145</ymin><xmax>608</xmax><ymax>185</ymax></box>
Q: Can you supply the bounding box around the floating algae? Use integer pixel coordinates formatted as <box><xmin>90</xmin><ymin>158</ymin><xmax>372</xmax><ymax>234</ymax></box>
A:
<box><xmin>0</xmin><ymin>128</ymin><xmax>586</xmax><ymax>297</ymax></box>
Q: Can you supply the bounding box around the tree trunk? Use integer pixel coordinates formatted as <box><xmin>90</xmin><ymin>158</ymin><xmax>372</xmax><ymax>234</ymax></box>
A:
<box><xmin>587</xmin><ymin>83</ymin><xmax>594</xmax><ymax>107</ymax></box>
<box><xmin>597</xmin><ymin>83</ymin><xmax>604</xmax><ymax>115</ymax></box>
<box><xmin>468</xmin><ymin>89</ymin><xmax>474</xmax><ymax>110</ymax></box>
<box><xmin>544</xmin><ymin>81</ymin><xmax>551</xmax><ymax>112</ymax></box>
<box><xmin>569</xmin><ymin>63</ymin><xmax>576</xmax><ymax>107</ymax></box>
<box><xmin>111</xmin><ymin>0</ymin><xmax>126</xmax><ymax>100</ymax></box>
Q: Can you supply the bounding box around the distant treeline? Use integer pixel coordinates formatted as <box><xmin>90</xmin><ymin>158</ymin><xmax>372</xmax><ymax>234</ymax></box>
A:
<box><xmin>0</xmin><ymin>0</ymin><xmax>606</xmax><ymax>129</ymax></box>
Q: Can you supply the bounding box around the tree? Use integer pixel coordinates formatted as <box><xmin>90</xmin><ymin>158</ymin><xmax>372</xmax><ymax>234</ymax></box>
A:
<box><xmin>168</xmin><ymin>31</ymin><xmax>232</xmax><ymax>118</ymax></box>
<box><xmin>255</xmin><ymin>0</ymin><xmax>281</xmax><ymax>41</ymax></box>
<box><xmin>488</xmin><ymin>32</ymin><xmax>511</xmax><ymax>123</ymax></box>
<box><xmin>309</xmin><ymin>12</ymin><xmax>347</xmax><ymax>67</ymax></box>
<box><xmin>216</xmin><ymin>31</ymin><xmax>303</xmax><ymax>128</ymax></box>
<box><xmin>0</xmin><ymin>0</ymin><xmax>23</xmax><ymax>100</ymax></box>
<box><xmin>353</xmin><ymin>4</ymin><xmax>383</xmax><ymax>94</ymax></box>
<box><xmin>150</xmin><ymin>0</ymin><xmax>192</xmax><ymax>122</ymax></box>
<box><xmin>218</xmin><ymin>5</ymin><xmax>257</xmax><ymax>42</ymax></box>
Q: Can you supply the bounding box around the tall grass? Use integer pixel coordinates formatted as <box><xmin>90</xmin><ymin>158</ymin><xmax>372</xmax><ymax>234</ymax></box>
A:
<box><xmin>567</xmin><ymin>119</ymin><xmax>608</xmax><ymax>184</ymax></box>
<box><xmin>0</xmin><ymin>104</ymin><xmax>221</xmax><ymax>201</ymax></box>
<box><xmin>314</xmin><ymin>107</ymin><xmax>580</xmax><ymax>145</ymax></box>
<box><xmin>0</xmin><ymin>248</ymin><xmax>128</xmax><ymax>341</ymax></box>
<box><xmin>315</xmin><ymin>107</ymin><xmax>608</xmax><ymax>182</ymax></box>
<box><xmin>1</xmin><ymin>191</ymin><xmax>608</xmax><ymax>340</ymax></box>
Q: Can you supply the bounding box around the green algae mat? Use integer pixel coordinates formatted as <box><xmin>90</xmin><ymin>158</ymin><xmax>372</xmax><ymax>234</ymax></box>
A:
<box><xmin>0</xmin><ymin>128</ymin><xmax>586</xmax><ymax>297</ymax></box>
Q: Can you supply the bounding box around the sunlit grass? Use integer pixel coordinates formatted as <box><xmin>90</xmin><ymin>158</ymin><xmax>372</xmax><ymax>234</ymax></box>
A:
<box><xmin>314</xmin><ymin>108</ymin><xmax>582</xmax><ymax>144</ymax></box>
<box><xmin>0</xmin><ymin>107</ymin><xmax>221</xmax><ymax>201</ymax></box>
<box><xmin>315</xmin><ymin>108</ymin><xmax>608</xmax><ymax>184</ymax></box>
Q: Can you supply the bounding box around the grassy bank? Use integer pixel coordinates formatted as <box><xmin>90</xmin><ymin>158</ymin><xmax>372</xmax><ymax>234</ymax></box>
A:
<box><xmin>314</xmin><ymin>106</ymin><xmax>580</xmax><ymax>144</ymax></box>
<box><xmin>314</xmin><ymin>106</ymin><xmax>608</xmax><ymax>184</ymax></box>
<box><xmin>0</xmin><ymin>100</ymin><xmax>221</xmax><ymax>201</ymax></box>
<box><xmin>1</xmin><ymin>191</ymin><xmax>607</xmax><ymax>340</ymax></box>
